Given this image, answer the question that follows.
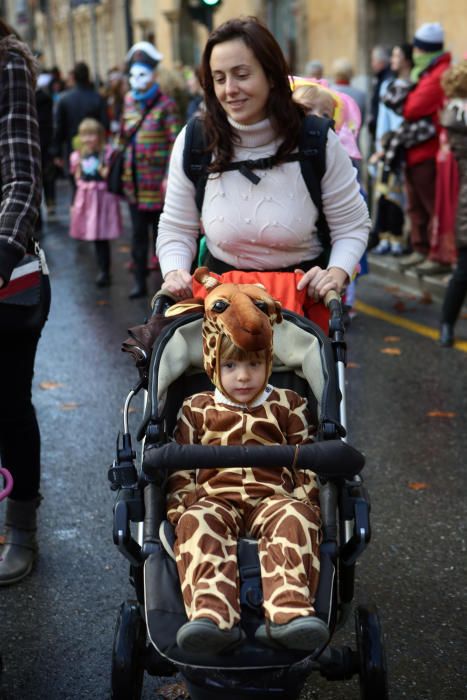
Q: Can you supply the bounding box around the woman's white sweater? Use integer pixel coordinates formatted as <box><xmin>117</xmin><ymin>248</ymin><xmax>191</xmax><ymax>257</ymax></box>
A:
<box><xmin>157</xmin><ymin>117</ymin><xmax>370</xmax><ymax>278</ymax></box>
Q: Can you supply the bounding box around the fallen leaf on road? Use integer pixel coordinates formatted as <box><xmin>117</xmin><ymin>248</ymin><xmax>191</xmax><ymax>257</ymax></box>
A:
<box><xmin>40</xmin><ymin>381</ymin><xmax>64</xmax><ymax>390</ymax></box>
<box><xmin>427</xmin><ymin>410</ymin><xmax>456</xmax><ymax>418</ymax></box>
<box><xmin>408</xmin><ymin>482</ymin><xmax>429</xmax><ymax>491</ymax></box>
<box><xmin>380</xmin><ymin>348</ymin><xmax>401</xmax><ymax>355</ymax></box>
<box><xmin>383</xmin><ymin>336</ymin><xmax>400</xmax><ymax>342</ymax></box>
<box><xmin>117</xmin><ymin>245</ymin><xmax>130</xmax><ymax>253</ymax></box>
<box><xmin>393</xmin><ymin>300</ymin><xmax>407</xmax><ymax>313</ymax></box>
<box><xmin>96</xmin><ymin>300</ymin><xmax>109</xmax><ymax>306</ymax></box>
<box><xmin>347</xmin><ymin>361</ymin><xmax>360</xmax><ymax>368</ymax></box>
<box><xmin>419</xmin><ymin>291</ymin><xmax>433</xmax><ymax>305</ymax></box>
<box><xmin>156</xmin><ymin>681</ymin><xmax>190</xmax><ymax>699</ymax></box>
<box><xmin>60</xmin><ymin>402</ymin><xmax>80</xmax><ymax>411</ymax></box>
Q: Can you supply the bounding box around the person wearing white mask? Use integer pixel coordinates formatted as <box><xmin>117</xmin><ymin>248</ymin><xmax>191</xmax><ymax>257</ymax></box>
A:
<box><xmin>119</xmin><ymin>42</ymin><xmax>181</xmax><ymax>298</ymax></box>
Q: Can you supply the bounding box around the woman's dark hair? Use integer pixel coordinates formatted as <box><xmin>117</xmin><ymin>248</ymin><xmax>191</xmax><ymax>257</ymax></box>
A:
<box><xmin>0</xmin><ymin>19</ymin><xmax>36</xmax><ymax>83</ymax></box>
<box><xmin>395</xmin><ymin>43</ymin><xmax>413</xmax><ymax>67</ymax></box>
<box><xmin>0</xmin><ymin>18</ymin><xmax>19</xmax><ymax>40</ymax></box>
<box><xmin>199</xmin><ymin>16</ymin><xmax>302</xmax><ymax>171</ymax></box>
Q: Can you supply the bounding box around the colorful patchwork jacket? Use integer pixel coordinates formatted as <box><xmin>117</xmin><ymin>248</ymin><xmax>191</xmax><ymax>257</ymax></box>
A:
<box><xmin>120</xmin><ymin>91</ymin><xmax>180</xmax><ymax>211</ymax></box>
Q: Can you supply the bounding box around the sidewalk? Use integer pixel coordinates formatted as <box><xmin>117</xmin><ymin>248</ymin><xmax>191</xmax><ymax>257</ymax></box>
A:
<box><xmin>366</xmin><ymin>251</ymin><xmax>452</xmax><ymax>304</ymax></box>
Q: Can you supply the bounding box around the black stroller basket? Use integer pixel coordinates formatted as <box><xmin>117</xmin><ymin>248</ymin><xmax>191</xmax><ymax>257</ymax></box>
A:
<box><xmin>109</xmin><ymin>295</ymin><xmax>388</xmax><ymax>700</ymax></box>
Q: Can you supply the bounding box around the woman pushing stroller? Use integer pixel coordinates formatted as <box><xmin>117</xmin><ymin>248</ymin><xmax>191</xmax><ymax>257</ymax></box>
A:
<box><xmin>157</xmin><ymin>16</ymin><xmax>370</xmax><ymax>307</ymax></box>
<box><xmin>164</xmin><ymin>270</ymin><xmax>329</xmax><ymax>655</ymax></box>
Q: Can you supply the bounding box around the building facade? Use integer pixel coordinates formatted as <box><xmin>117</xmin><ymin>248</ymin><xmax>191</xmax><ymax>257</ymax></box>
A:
<box><xmin>4</xmin><ymin>0</ymin><xmax>466</xmax><ymax>83</ymax></box>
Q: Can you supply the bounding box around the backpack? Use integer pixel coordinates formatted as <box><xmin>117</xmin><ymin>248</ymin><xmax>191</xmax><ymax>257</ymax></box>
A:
<box><xmin>182</xmin><ymin>114</ymin><xmax>332</xmax><ymax>258</ymax></box>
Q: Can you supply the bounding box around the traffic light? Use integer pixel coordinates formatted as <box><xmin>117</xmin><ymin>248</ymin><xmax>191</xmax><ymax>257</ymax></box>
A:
<box><xmin>188</xmin><ymin>0</ymin><xmax>222</xmax><ymax>31</ymax></box>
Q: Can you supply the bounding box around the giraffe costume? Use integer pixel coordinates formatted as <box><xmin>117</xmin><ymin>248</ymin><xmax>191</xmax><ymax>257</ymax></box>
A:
<box><xmin>165</xmin><ymin>269</ymin><xmax>325</xmax><ymax>650</ymax></box>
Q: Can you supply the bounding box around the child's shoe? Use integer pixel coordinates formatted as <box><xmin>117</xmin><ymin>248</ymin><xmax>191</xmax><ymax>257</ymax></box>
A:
<box><xmin>255</xmin><ymin>615</ymin><xmax>329</xmax><ymax>652</ymax></box>
<box><xmin>96</xmin><ymin>271</ymin><xmax>111</xmax><ymax>287</ymax></box>
<box><xmin>390</xmin><ymin>241</ymin><xmax>403</xmax><ymax>256</ymax></box>
<box><xmin>176</xmin><ymin>617</ymin><xmax>244</xmax><ymax>654</ymax></box>
<box><xmin>372</xmin><ymin>239</ymin><xmax>391</xmax><ymax>255</ymax></box>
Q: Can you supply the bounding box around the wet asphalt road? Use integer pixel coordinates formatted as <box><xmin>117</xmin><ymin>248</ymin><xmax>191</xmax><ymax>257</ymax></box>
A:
<box><xmin>0</xmin><ymin>183</ymin><xmax>466</xmax><ymax>700</ymax></box>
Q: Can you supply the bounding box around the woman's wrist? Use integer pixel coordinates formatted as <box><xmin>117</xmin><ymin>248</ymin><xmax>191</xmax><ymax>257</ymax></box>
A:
<box><xmin>327</xmin><ymin>266</ymin><xmax>349</xmax><ymax>290</ymax></box>
<box><xmin>164</xmin><ymin>269</ymin><xmax>180</xmax><ymax>281</ymax></box>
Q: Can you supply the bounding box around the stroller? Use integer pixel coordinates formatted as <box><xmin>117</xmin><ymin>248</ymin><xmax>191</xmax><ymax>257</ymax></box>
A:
<box><xmin>108</xmin><ymin>282</ymin><xmax>388</xmax><ymax>700</ymax></box>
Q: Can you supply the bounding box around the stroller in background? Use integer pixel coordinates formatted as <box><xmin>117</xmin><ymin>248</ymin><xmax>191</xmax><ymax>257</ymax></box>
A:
<box><xmin>108</xmin><ymin>284</ymin><xmax>388</xmax><ymax>700</ymax></box>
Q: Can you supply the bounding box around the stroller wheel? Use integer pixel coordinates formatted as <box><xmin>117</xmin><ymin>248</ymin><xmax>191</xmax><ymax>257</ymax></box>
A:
<box><xmin>111</xmin><ymin>600</ymin><xmax>145</xmax><ymax>700</ymax></box>
<box><xmin>355</xmin><ymin>604</ymin><xmax>389</xmax><ymax>700</ymax></box>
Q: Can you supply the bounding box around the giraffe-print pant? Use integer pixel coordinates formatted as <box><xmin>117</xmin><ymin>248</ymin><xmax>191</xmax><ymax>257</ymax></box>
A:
<box><xmin>174</xmin><ymin>494</ymin><xmax>321</xmax><ymax>630</ymax></box>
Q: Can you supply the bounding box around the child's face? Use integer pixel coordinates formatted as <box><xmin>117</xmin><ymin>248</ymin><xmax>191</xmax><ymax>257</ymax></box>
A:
<box><xmin>303</xmin><ymin>95</ymin><xmax>335</xmax><ymax>119</ymax></box>
<box><xmin>80</xmin><ymin>132</ymin><xmax>100</xmax><ymax>151</ymax></box>
<box><xmin>220</xmin><ymin>357</ymin><xmax>267</xmax><ymax>403</ymax></box>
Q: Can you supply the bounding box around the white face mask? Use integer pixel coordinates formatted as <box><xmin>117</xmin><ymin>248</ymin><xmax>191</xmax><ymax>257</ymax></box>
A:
<box><xmin>129</xmin><ymin>64</ymin><xmax>154</xmax><ymax>92</ymax></box>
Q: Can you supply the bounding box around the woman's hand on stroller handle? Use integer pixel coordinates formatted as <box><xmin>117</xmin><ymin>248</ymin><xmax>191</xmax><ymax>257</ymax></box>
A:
<box><xmin>296</xmin><ymin>266</ymin><xmax>348</xmax><ymax>301</ymax></box>
<box><xmin>161</xmin><ymin>269</ymin><xmax>193</xmax><ymax>298</ymax></box>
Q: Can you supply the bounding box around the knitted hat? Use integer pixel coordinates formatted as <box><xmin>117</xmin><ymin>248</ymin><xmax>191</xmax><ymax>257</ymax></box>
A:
<box><xmin>413</xmin><ymin>22</ymin><xmax>444</xmax><ymax>52</ymax></box>
<box><xmin>126</xmin><ymin>41</ymin><xmax>163</xmax><ymax>69</ymax></box>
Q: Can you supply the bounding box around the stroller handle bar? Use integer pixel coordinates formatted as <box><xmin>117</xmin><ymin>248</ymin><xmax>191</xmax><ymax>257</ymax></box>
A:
<box><xmin>324</xmin><ymin>289</ymin><xmax>341</xmax><ymax>306</ymax></box>
<box><xmin>142</xmin><ymin>439</ymin><xmax>364</xmax><ymax>480</ymax></box>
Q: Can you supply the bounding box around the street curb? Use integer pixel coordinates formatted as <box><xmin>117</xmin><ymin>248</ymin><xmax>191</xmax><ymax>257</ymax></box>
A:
<box><xmin>367</xmin><ymin>253</ymin><xmax>451</xmax><ymax>303</ymax></box>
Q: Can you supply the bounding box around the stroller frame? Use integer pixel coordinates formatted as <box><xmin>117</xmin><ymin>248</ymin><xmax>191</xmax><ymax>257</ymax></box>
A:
<box><xmin>109</xmin><ymin>294</ymin><xmax>388</xmax><ymax>700</ymax></box>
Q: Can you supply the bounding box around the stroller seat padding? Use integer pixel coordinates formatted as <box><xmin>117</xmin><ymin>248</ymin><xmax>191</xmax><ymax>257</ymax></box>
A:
<box><xmin>144</xmin><ymin>548</ymin><xmax>324</xmax><ymax>671</ymax></box>
<box><xmin>146</xmin><ymin>492</ymin><xmax>337</xmax><ymax>671</ymax></box>
<box><xmin>154</xmin><ymin>317</ymin><xmax>327</xmax><ymax>419</ymax></box>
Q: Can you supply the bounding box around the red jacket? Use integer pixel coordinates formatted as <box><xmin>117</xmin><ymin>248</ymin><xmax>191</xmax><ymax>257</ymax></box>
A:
<box><xmin>403</xmin><ymin>52</ymin><xmax>451</xmax><ymax>167</ymax></box>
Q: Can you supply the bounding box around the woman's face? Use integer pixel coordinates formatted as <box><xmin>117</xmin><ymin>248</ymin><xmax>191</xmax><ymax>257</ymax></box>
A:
<box><xmin>209</xmin><ymin>38</ymin><xmax>271</xmax><ymax>125</ymax></box>
<box><xmin>391</xmin><ymin>46</ymin><xmax>410</xmax><ymax>73</ymax></box>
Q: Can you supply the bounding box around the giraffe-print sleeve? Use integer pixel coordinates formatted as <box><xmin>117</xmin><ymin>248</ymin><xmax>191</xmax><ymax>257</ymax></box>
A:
<box><xmin>285</xmin><ymin>391</ymin><xmax>320</xmax><ymax>506</ymax></box>
<box><xmin>166</xmin><ymin>399</ymin><xmax>198</xmax><ymax>527</ymax></box>
<box><xmin>285</xmin><ymin>391</ymin><xmax>316</xmax><ymax>446</ymax></box>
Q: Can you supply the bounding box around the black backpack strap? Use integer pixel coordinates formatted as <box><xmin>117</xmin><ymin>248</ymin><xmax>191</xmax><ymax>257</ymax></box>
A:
<box><xmin>298</xmin><ymin>114</ymin><xmax>332</xmax><ymax>255</ymax></box>
<box><xmin>182</xmin><ymin>113</ymin><xmax>332</xmax><ymax>259</ymax></box>
<box><xmin>182</xmin><ymin>116</ymin><xmax>211</xmax><ymax>212</ymax></box>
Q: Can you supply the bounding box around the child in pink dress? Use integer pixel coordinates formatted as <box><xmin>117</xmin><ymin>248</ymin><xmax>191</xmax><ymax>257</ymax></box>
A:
<box><xmin>69</xmin><ymin>118</ymin><xmax>122</xmax><ymax>287</ymax></box>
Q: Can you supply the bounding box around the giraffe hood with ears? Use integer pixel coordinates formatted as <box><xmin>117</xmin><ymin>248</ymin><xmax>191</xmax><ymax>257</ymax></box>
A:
<box><xmin>165</xmin><ymin>268</ymin><xmax>283</xmax><ymax>402</ymax></box>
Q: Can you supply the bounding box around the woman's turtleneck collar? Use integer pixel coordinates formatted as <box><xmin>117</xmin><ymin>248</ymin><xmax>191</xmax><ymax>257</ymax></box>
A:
<box><xmin>227</xmin><ymin>116</ymin><xmax>277</xmax><ymax>149</ymax></box>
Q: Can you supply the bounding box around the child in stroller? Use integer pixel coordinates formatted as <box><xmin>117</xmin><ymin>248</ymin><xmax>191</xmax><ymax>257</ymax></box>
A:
<box><xmin>109</xmin><ymin>269</ymin><xmax>388</xmax><ymax>700</ymax></box>
<box><xmin>165</xmin><ymin>272</ymin><xmax>329</xmax><ymax>655</ymax></box>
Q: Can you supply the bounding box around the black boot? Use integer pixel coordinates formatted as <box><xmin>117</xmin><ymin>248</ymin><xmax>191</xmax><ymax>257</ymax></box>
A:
<box><xmin>96</xmin><ymin>271</ymin><xmax>111</xmax><ymax>287</ymax></box>
<box><xmin>0</xmin><ymin>497</ymin><xmax>40</xmax><ymax>586</ymax></box>
<box><xmin>128</xmin><ymin>268</ymin><xmax>147</xmax><ymax>299</ymax></box>
<box><xmin>95</xmin><ymin>241</ymin><xmax>111</xmax><ymax>287</ymax></box>
<box><xmin>439</xmin><ymin>323</ymin><xmax>454</xmax><ymax>348</ymax></box>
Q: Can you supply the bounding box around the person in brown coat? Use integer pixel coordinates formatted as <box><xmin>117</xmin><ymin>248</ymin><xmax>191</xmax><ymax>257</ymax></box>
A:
<box><xmin>439</xmin><ymin>61</ymin><xmax>467</xmax><ymax>347</ymax></box>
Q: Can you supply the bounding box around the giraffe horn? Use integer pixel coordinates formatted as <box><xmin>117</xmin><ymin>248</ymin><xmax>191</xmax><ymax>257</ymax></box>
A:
<box><xmin>193</xmin><ymin>267</ymin><xmax>220</xmax><ymax>290</ymax></box>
